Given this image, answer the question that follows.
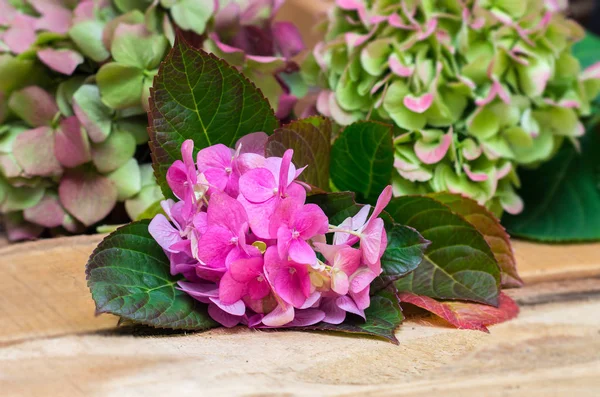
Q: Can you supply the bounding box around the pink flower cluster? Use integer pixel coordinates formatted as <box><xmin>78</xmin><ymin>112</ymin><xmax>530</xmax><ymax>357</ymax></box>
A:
<box><xmin>149</xmin><ymin>133</ymin><xmax>392</xmax><ymax>328</ymax></box>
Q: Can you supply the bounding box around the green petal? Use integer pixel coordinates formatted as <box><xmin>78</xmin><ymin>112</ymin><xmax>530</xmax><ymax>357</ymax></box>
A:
<box><xmin>108</xmin><ymin>158</ymin><xmax>142</xmax><ymax>201</ymax></box>
<box><xmin>69</xmin><ymin>20</ymin><xmax>110</xmax><ymax>62</ymax></box>
<box><xmin>467</xmin><ymin>107</ymin><xmax>500</xmax><ymax>140</ymax></box>
<box><xmin>91</xmin><ymin>129</ymin><xmax>137</xmax><ymax>173</ymax></box>
<box><xmin>170</xmin><ymin>0</ymin><xmax>215</xmax><ymax>36</ymax></box>
<box><xmin>383</xmin><ymin>81</ymin><xmax>426</xmax><ymax>130</ymax></box>
<box><xmin>125</xmin><ymin>184</ymin><xmax>164</xmax><ymax>220</ymax></box>
<box><xmin>73</xmin><ymin>84</ymin><xmax>113</xmax><ymax>143</ymax></box>
<box><xmin>111</xmin><ymin>33</ymin><xmax>168</xmax><ymax>70</ymax></box>
<box><xmin>97</xmin><ymin>63</ymin><xmax>145</xmax><ymax>109</ymax></box>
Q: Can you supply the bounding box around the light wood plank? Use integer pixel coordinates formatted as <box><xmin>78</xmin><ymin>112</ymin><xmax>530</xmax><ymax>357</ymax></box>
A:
<box><xmin>0</xmin><ymin>278</ymin><xmax>598</xmax><ymax>397</ymax></box>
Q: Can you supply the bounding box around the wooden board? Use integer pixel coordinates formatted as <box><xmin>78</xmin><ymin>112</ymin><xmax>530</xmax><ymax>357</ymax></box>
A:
<box><xmin>1</xmin><ymin>235</ymin><xmax>600</xmax><ymax>396</ymax></box>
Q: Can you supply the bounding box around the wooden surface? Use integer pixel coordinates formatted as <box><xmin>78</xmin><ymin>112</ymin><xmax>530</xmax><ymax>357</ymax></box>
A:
<box><xmin>1</xmin><ymin>235</ymin><xmax>600</xmax><ymax>396</ymax></box>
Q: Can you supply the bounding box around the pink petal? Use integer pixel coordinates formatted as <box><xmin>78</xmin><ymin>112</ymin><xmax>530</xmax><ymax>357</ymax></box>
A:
<box><xmin>13</xmin><ymin>127</ymin><xmax>62</xmax><ymax>177</ymax></box>
<box><xmin>389</xmin><ymin>54</ymin><xmax>414</xmax><ymax>77</ymax></box>
<box><xmin>414</xmin><ymin>130</ymin><xmax>453</xmax><ymax>164</ymax></box>
<box><xmin>177</xmin><ymin>281</ymin><xmax>218</xmax><ymax>302</ymax></box>
<box><xmin>581</xmin><ymin>62</ymin><xmax>600</xmax><ymax>81</ymax></box>
<box><xmin>349</xmin><ymin>267</ymin><xmax>378</xmax><ymax>293</ymax></box>
<box><xmin>337</xmin><ymin>295</ymin><xmax>366</xmax><ymax>319</ymax></box>
<box><xmin>209</xmin><ymin>296</ymin><xmax>246</xmax><ymax>316</ymax></box>
<box><xmin>247</xmin><ymin>277</ymin><xmax>271</xmax><ymax>300</ymax></box>
<box><xmin>207</xmin><ymin>191</ymin><xmax>248</xmax><ymax>232</ymax></box>
<box><xmin>371</xmin><ymin>185</ymin><xmax>393</xmax><ymax>221</ymax></box>
<box><xmin>218</xmin><ymin>272</ymin><xmax>246</xmax><ymax>305</ymax></box>
<box><xmin>261</xmin><ymin>303</ymin><xmax>294</xmax><ymax>327</ymax></box>
<box><xmin>230</xmin><ymin>256</ymin><xmax>264</xmax><ymax>283</ymax></box>
<box><xmin>166</xmin><ymin>161</ymin><xmax>189</xmax><ymax>200</ymax></box>
<box><xmin>295</xmin><ymin>204</ymin><xmax>329</xmax><ymax>238</ymax></box>
<box><xmin>299</xmin><ymin>291</ymin><xmax>322</xmax><ymax>309</ymax></box>
<box><xmin>331</xmin><ymin>269</ymin><xmax>349</xmax><ymax>295</ymax></box>
<box><xmin>287</xmin><ymin>309</ymin><xmax>326</xmax><ymax>327</ymax></box>
<box><xmin>264</xmin><ymin>246</ymin><xmax>311</xmax><ymax>308</ymax></box>
<box><xmin>288</xmin><ymin>238</ymin><xmax>317</xmax><ymax>265</ymax></box>
<box><xmin>148</xmin><ymin>214</ymin><xmax>181</xmax><ymax>253</ymax></box>
<box><xmin>350</xmin><ymin>286</ymin><xmax>371</xmax><ymax>311</ymax></box>
<box><xmin>360</xmin><ymin>218</ymin><xmax>385</xmax><ymax>266</ymax></box>
<box><xmin>334</xmin><ymin>246</ymin><xmax>362</xmax><ymax>276</ymax></box>
<box><xmin>239</xmin><ymin>168</ymin><xmax>277</xmax><ymax>203</ymax></box>
<box><xmin>9</xmin><ymin>86</ymin><xmax>59</xmax><ymax>127</ymax></box>
<box><xmin>3</xmin><ymin>14</ymin><xmax>37</xmax><ymax>54</ymax></box>
<box><xmin>196</xmin><ymin>143</ymin><xmax>233</xmax><ymax>172</ymax></box>
<box><xmin>23</xmin><ymin>193</ymin><xmax>66</xmax><ymax>228</ymax></box>
<box><xmin>320</xmin><ymin>298</ymin><xmax>346</xmax><ymax>324</ymax></box>
<box><xmin>197</xmin><ymin>225</ymin><xmax>235</xmax><ymax>269</ymax></box>
<box><xmin>59</xmin><ymin>170</ymin><xmax>117</xmax><ymax>226</ymax></box>
<box><xmin>37</xmin><ymin>48</ymin><xmax>83</xmax><ymax>75</ymax></box>
<box><xmin>236</xmin><ymin>131</ymin><xmax>268</xmax><ymax>155</ymax></box>
<box><xmin>463</xmin><ymin>165</ymin><xmax>489</xmax><ymax>182</ymax></box>
<box><xmin>53</xmin><ymin>116</ymin><xmax>91</xmax><ymax>168</ymax></box>
<box><xmin>417</xmin><ymin>18</ymin><xmax>438</xmax><ymax>40</ymax></box>
<box><xmin>238</xmin><ymin>195</ymin><xmax>279</xmax><ymax>239</ymax></box>
<box><xmin>31</xmin><ymin>1</ymin><xmax>72</xmax><ymax>34</ymax></box>
<box><xmin>272</xmin><ymin>21</ymin><xmax>304</xmax><ymax>59</ymax></box>
<box><xmin>208</xmin><ymin>304</ymin><xmax>242</xmax><ymax>328</ymax></box>
<box><xmin>388</xmin><ymin>14</ymin><xmax>414</xmax><ymax>29</ymax></box>
<box><xmin>403</xmin><ymin>93</ymin><xmax>434</xmax><ymax>113</ymax></box>
<box><xmin>275</xmin><ymin>92</ymin><xmax>297</xmax><ymax>120</ymax></box>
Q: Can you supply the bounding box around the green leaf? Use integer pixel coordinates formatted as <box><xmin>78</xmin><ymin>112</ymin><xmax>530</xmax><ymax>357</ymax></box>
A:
<box><xmin>503</xmin><ymin>129</ymin><xmax>600</xmax><ymax>241</ymax></box>
<box><xmin>86</xmin><ymin>220</ymin><xmax>218</xmax><ymax>330</ymax></box>
<box><xmin>573</xmin><ymin>31</ymin><xmax>600</xmax><ymax>69</ymax></box>
<box><xmin>148</xmin><ymin>35</ymin><xmax>278</xmax><ymax>199</ymax></box>
<box><xmin>330</xmin><ymin>121</ymin><xmax>394</xmax><ymax>205</ymax></box>
<box><xmin>378</xmin><ymin>223</ymin><xmax>430</xmax><ymax>284</ymax></box>
<box><xmin>305</xmin><ymin>287</ymin><xmax>404</xmax><ymax>344</ymax></box>
<box><xmin>387</xmin><ymin>195</ymin><xmax>501</xmax><ymax>306</ymax></box>
<box><xmin>430</xmin><ymin>192</ymin><xmax>523</xmax><ymax>288</ymax></box>
<box><xmin>266</xmin><ymin>116</ymin><xmax>332</xmax><ymax>192</ymax></box>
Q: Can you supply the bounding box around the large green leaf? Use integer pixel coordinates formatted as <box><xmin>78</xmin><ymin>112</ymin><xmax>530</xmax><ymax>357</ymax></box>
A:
<box><xmin>330</xmin><ymin>121</ymin><xmax>394</xmax><ymax>205</ymax></box>
<box><xmin>503</xmin><ymin>129</ymin><xmax>600</xmax><ymax>241</ymax></box>
<box><xmin>86</xmin><ymin>220</ymin><xmax>218</xmax><ymax>330</ymax></box>
<box><xmin>148</xmin><ymin>35</ymin><xmax>279</xmax><ymax>198</ymax></box>
<box><xmin>266</xmin><ymin>116</ymin><xmax>332</xmax><ymax>192</ymax></box>
<box><xmin>573</xmin><ymin>31</ymin><xmax>600</xmax><ymax>69</ymax></box>
<box><xmin>305</xmin><ymin>287</ymin><xmax>404</xmax><ymax>344</ymax></box>
<box><xmin>387</xmin><ymin>196</ymin><xmax>501</xmax><ymax>306</ymax></box>
<box><xmin>431</xmin><ymin>193</ymin><xmax>523</xmax><ymax>288</ymax></box>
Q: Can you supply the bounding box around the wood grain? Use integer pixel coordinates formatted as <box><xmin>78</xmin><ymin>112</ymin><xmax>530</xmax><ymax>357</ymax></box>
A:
<box><xmin>1</xmin><ymin>234</ymin><xmax>599</xmax><ymax>396</ymax></box>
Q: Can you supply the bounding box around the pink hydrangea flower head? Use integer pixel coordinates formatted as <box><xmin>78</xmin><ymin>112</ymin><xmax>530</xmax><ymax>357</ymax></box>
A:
<box><xmin>151</xmin><ymin>137</ymin><xmax>393</xmax><ymax>329</ymax></box>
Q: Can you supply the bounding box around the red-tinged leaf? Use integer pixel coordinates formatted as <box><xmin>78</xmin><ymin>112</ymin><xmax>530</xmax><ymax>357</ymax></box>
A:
<box><xmin>59</xmin><ymin>169</ymin><xmax>117</xmax><ymax>226</ymax></box>
<box><xmin>398</xmin><ymin>292</ymin><xmax>519</xmax><ymax>332</ymax></box>
<box><xmin>266</xmin><ymin>116</ymin><xmax>332</xmax><ymax>192</ymax></box>
<box><xmin>13</xmin><ymin>126</ymin><xmax>63</xmax><ymax>177</ymax></box>
<box><xmin>54</xmin><ymin>116</ymin><xmax>92</xmax><ymax>168</ymax></box>
<box><xmin>430</xmin><ymin>192</ymin><xmax>523</xmax><ymax>288</ymax></box>
<box><xmin>8</xmin><ymin>86</ymin><xmax>59</xmax><ymax>127</ymax></box>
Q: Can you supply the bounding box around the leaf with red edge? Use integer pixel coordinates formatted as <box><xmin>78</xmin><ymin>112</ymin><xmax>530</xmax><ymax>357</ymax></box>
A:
<box><xmin>59</xmin><ymin>169</ymin><xmax>117</xmax><ymax>226</ymax></box>
<box><xmin>430</xmin><ymin>192</ymin><xmax>523</xmax><ymax>288</ymax></box>
<box><xmin>266</xmin><ymin>116</ymin><xmax>332</xmax><ymax>192</ymax></box>
<box><xmin>398</xmin><ymin>292</ymin><xmax>519</xmax><ymax>332</ymax></box>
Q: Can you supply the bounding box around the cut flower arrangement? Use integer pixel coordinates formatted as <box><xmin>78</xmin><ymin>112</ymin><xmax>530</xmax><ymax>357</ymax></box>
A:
<box><xmin>86</xmin><ymin>36</ymin><xmax>520</xmax><ymax>341</ymax></box>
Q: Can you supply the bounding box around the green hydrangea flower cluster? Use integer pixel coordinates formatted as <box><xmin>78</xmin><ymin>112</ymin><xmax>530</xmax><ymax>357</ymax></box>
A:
<box><xmin>303</xmin><ymin>0</ymin><xmax>600</xmax><ymax>215</ymax></box>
